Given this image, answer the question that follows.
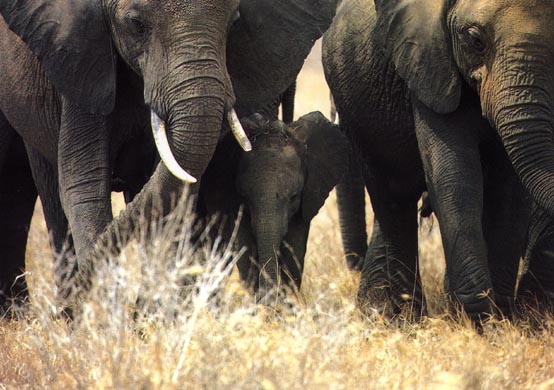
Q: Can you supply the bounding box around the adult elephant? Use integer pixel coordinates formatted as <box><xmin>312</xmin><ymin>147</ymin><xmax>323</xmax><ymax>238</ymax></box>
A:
<box><xmin>0</xmin><ymin>0</ymin><xmax>338</xmax><ymax>303</ymax></box>
<box><xmin>0</xmin><ymin>118</ymin><xmax>38</xmax><ymax>312</ymax></box>
<box><xmin>199</xmin><ymin>112</ymin><xmax>348</xmax><ymax>297</ymax></box>
<box><xmin>323</xmin><ymin>0</ymin><xmax>554</xmax><ymax>321</ymax></box>
<box><xmin>0</xmin><ymin>95</ymin><xmax>156</xmax><ymax>311</ymax></box>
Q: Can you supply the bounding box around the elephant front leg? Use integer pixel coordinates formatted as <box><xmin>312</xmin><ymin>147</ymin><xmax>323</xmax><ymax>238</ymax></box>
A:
<box><xmin>336</xmin><ymin>152</ymin><xmax>368</xmax><ymax>271</ymax></box>
<box><xmin>57</xmin><ymin>98</ymin><xmax>112</xmax><ymax>283</ymax></box>
<box><xmin>518</xmin><ymin>206</ymin><xmax>554</xmax><ymax>313</ymax></box>
<box><xmin>0</xmin><ymin>130</ymin><xmax>37</xmax><ymax>312</ymax></box>
<box><xmin>357</xmin><ymin>193</ymin><xmax>423</xmax><ymax>320</ymax></box>
<box><xmin>234</xmin><ymin>215</ymin><xmax>261</xmax><ymax>292</ymax></box>
<box><xmin>413</xmin><ymin>98</ymin><xmax>494</xmax><ymax>322</ymax></box>
<box><xmin>280</xmin><ymin>216</ymin><xmax>310</xmax><ymax>291</ymax></box>
<box><xmin>481</xmin><ymin>140</ymin><xmax>530</xmax><ymax>318</ymax></box>
<box><xmin>26</xmin><ymin>145</ymin><xmax>75</xmax><ymax>289</ymax></box>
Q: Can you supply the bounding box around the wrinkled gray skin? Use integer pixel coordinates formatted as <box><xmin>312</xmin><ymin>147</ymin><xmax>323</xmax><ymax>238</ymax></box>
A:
<box><xmin>0</xmin><ymin>101</ymin><xmax>156</xmax><ymax>312</ymax></box>
<box><xmin>0</xmin><ymin>16</ymin><xmax>156</xmax><ymax>309</ymax></box>
<box><xmin>0</xmin><ymin>0</ymin><xmax>338</xmax><ymax>305</ymax></box>
<box><xmin>0</xmin><ymin>80</ymin><xmax>295</xmax><ymax>311</ymax></box>
<box><xmin>0</xmin><ymin>123</ymin><xmax>39</xmax><ymax>310</ymax></box>
<box><xmin>324</xmin><ymin>0</ymin><xmax>554</xmax><ymax>321</ymax></box>
<box><xmin>517</xmin><ymin>205</ymin><xmax>554</xmax><ymax>312</ymax></box>
<box><xmin>199</xmin><ymin>112</ymin><xmax>349</xmax><ymax>297</ymax></box>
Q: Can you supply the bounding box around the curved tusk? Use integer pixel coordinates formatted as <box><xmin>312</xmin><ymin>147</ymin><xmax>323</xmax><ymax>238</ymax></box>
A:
<box><xmin>150</xmin><ymin>111</ymin><xmax>197</xmax><ymax>183</ymax></box>
<box><xmin>227</xmin><ymin>108</ymin><xmax>252</xmax><ymax>152</ymax></box>
<box><xmin>334</xmin><ymin>112</ymin><xmax>340</xmax><ymax>125</ymax></box>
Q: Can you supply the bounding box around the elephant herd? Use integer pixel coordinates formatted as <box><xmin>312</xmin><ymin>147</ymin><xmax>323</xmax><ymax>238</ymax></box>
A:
<box><xmin>1</xmin><ymin>0</ymin><xmax>554</xmax><ymax>326</ymax></box>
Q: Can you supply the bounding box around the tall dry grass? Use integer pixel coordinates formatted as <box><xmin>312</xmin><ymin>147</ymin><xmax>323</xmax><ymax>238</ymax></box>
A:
<box><xmin>2</xmin><ymin>41</ymin><xmax>554</xmax><ymax>390</ymax></box>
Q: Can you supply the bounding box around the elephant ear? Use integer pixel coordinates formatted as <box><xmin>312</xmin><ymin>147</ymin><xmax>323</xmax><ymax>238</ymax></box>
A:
<box><xmin>292</xmin><ymin>111</ymin><xmax>349</xmax><ymax>221</ymax></box>
<box><xmin>227</xmin><ymin>0</ymin><xmax>337</xmax><ymax>115</ymax></box>
<box><xmin>374</xmin><ymin>0</ymin><xmax>461</xmax><ymax>113</ymax></box>
<box><xmin>0</xmin><ymin>0</ymin><xmax>116</xmax><ymax>114</ymax></box>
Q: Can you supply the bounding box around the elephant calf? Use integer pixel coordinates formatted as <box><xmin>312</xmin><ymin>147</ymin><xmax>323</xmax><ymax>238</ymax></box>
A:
<box><xmin>199</xmin><ymin>112</ymin><xmax>349</xmax><ymax>298</ymax></box>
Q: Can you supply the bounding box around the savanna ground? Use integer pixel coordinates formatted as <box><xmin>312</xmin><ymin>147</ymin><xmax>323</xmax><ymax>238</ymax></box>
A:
<box><xmin>2</xmin><ymin>42</ymin><xmax>554</xmax><ymax>390</ymax></box>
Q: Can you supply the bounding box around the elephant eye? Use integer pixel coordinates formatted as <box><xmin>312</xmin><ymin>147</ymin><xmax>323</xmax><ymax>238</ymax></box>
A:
<box><xmin>125</xmin><ymin>12</ymin><xmax>149</xmax><ymax>37</ymax></box>
<box><xmin>463</xmin><ymin>27</ymin><xmax>486</xmax><ymax>53</ymax></box>
<box><xmin>132</xmin><ymin>19</ymin><xmax>148</xmax><ymax>35</ymax></box>
<box><xmin>290</xmin><ymin>192</ymin><xmax>301</xmax><ymax>202</ymax></box>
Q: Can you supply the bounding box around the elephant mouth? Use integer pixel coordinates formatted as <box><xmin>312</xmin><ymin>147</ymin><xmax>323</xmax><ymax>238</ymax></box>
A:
<box><xmin>150</xmin><ymin>105</ymin><xmax>251</xmax><ymax>183</ymax></box>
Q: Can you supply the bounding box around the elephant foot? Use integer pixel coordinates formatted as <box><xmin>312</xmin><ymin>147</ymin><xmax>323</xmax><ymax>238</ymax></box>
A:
<box><xmin>356</xmin><ymin>277</ymin><xmax>425</xmax><ymax>322</ymax></box>
<box><xmin>345</xmin><ymin>253</ymin><xmax>364</xmax><ymax>272</ymax></box>
<box><xmin>356</xmin><ymin>287</ymin><xmax>424</xmax><ymax>322</ymax></box>
<box><xmin>516</xmin><ymin>287</ymin><xmax>554</xmax><ymax>317</ymax></box>
<box><xmin>357</xmin><ymin>254</ymin><xmax>425</xmax><ymax>322</ymax></box>
<box><xmin>494</xmin><ymin>293</ymin><xmax>515</xmax><ymax>320</ymax></box>
<box><xmin>512</xmin><ymin>290</ymin><xmax>554</xmax><ymax>331</ymax></box>
<box><xmin>254</xmin><ymin>287</ymin><xmax>300</xmax><ymax>319</ymax></box>
<box><xmin>448</xmin><ymin>290</ymin><xmax>497</xmax><ymax>324</ymax></box>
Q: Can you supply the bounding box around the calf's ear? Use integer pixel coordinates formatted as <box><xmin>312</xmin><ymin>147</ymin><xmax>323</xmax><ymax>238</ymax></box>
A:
<box><xmin>0</xmin><ymin>0</ymin><xmax>116</xmax><ymax>114</ymax></box>
<box><xmin>291</xmin><ymin>111</ymin><xmax>349</xmax><ymax>221</ymax></box>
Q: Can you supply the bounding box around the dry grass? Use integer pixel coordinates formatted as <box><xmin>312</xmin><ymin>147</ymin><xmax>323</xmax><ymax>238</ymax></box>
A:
<box><xmin>2</xmin><ymin>42</ymin><xmax>554</xmax><ymax>390</ymax></box>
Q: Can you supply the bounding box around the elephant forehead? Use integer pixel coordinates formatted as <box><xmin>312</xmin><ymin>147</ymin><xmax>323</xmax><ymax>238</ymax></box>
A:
<box><xmin>454</xmin><ymin>0</ymin><xmax>554</xmax><ymax>35</ymax></box>
<box><xmin>252</xmin><ymin>143</ymin><xmax>303</xmax><ymax>166</ymax></box>
<box><xmin>239</xmin><ymin>144</ymin><xmax>305</xmax><ymax>187</ymax></box>
<box><xmin>117</xmin><ymin>0</ymin><xmax>230</xmax><ymax>18</ymax></box>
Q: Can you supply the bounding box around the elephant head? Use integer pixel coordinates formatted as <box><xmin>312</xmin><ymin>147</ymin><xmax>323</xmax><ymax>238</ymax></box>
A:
<box><xmin>1</xmin><ymin>0</ymin><xmax>336</xmax><ymax>181</ymax></box>
<box><xmin>375</xmin><ymin>0</ymin><xmax>554</xmax><ymax>216</ymax></box>
<box><xmin>0</xmin><ymin>0</ymin><xmax>338</xmax><ymax>266</ymax></box>
<box><xmin>234</xmin><ymin>112</ymin><xmax>349</xmax><ymax>294</ymax></box>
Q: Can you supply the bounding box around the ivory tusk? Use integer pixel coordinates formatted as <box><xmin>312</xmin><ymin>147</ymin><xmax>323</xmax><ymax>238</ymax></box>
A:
<box><xmin>150</xmin><ymin>111</ymin><xmax>197</xmax><ymax>183</ymax></box>
<box><xmin>227</xmin><ymin>108</ymin><xmax>252</xmax><ymax>152</ymax></box>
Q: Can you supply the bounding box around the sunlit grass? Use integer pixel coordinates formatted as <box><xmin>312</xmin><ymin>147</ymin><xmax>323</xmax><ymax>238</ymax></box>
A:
<box><xmin>4</xmin><ymin>191</ymin><xmax>554</xmax><ymax>389</ymax></box>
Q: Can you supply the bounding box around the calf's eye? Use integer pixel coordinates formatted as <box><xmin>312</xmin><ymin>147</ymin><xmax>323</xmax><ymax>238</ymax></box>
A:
<box><xmin>463</xmin><ymin>27</ymin><xmax>486</xmax><ymax>53</ymax></box>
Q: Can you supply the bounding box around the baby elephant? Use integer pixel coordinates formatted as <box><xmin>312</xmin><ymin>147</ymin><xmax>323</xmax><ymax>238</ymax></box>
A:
<box><xmin>199</xmin><ymin>112</ymin><xmax>349</xmax><ymax>298</ymax></box>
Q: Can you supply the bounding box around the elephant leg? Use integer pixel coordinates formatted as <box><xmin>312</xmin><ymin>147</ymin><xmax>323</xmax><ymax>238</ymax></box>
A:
<box><xmin>233</xmin><ymin>215</ymin><xmax>261</xmax><ymax>292</ymax></box>
<box><xmin>357</xmin><ymin>167</ymin><xmax>424</xmax><ymax>320</ymax></box>
<box><xmin>413</xmin><ymin>99</ymin><xmax>494</xmax><ymax>321</ymax></box>
<box><xmin>517</xmin><ymin>206</ymin><xmax>554</xmax><ymax>312</ymax></box>
<box><xmin>336</xmin><ymin>151</ymin><xmax>367</xmax><ymax>271</ymax></box>
<box><xmin>26</xmin><ymin>145</ymin><xmax>74</xmax><ymax>282</ymax></box>
<box><xmin>279</xmin><ymin>216</ymin><xmax>310</xmax><ymax>291</ymax></box>
<box><xmin>481</xmin><ymin>141</ymin><xmax>530</xmax><ymax>318</ymax></box>
<box><xmin>0</xmin><ymin>129</ymin><xmax>37</xmax><ymax>311</ymax></box>
<box><xmin>57</xmin><ymin>98</ymin><xmax>112</xmax><ymax>269</ymax></box>
<box><xmin>281</xmin><ymin>81</ymin><xmax>296</xmax><ymax>124</ymax></box>
<box><xmin>0</xmin><ymin>112</ymin><xmax>10</xmax><ymax>170</ymax></box>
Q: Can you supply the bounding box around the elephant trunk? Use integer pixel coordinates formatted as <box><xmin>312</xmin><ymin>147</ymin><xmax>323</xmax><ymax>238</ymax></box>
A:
<box><xmin>497</xmin><ymin>102</ymin><xmax>554</xmax><ymax>215</ymax></box>
<box><xmin>85</xmin><ymin>35</ymin><xmax>233</xmax><ymax>271</ymax></box>
<box><xmin>487</xmin><ymin>48</ymin><xmax>554</xmax><ymax>216</ymax></box>
<box><xmin>336</xmin><ymin>154</ymin><xmax>367</xmax><ymax>271</ymax></box>
<box><xmin>251</xmin><ymin>205</ymin><xmax>288</xmax><ymax>300</ymax></box>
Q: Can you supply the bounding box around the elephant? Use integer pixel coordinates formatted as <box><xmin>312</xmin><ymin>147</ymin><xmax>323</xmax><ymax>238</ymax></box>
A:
<box><xmin>0</xmin><ymin>119</ymin><xmax>37</xmax><ymax>311</ymax></box>
<box><xmin>198</xmin><ymin>112</ymin><xmax>349</xmax><ymax>297</ymax></box>
<box><xmin>0</xmin><ymin>101</ymin><xmax>156</xmax><ymax>311</ymax></box>
<box><xmin>0</xmin><ymin>0</ymin><xmax>338</xmax><ymax>305</ymax></box>
<box><xmin>322</xmin><ymin>0</ymin><xmax>554</xmax><ymax>321</ymax></box>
